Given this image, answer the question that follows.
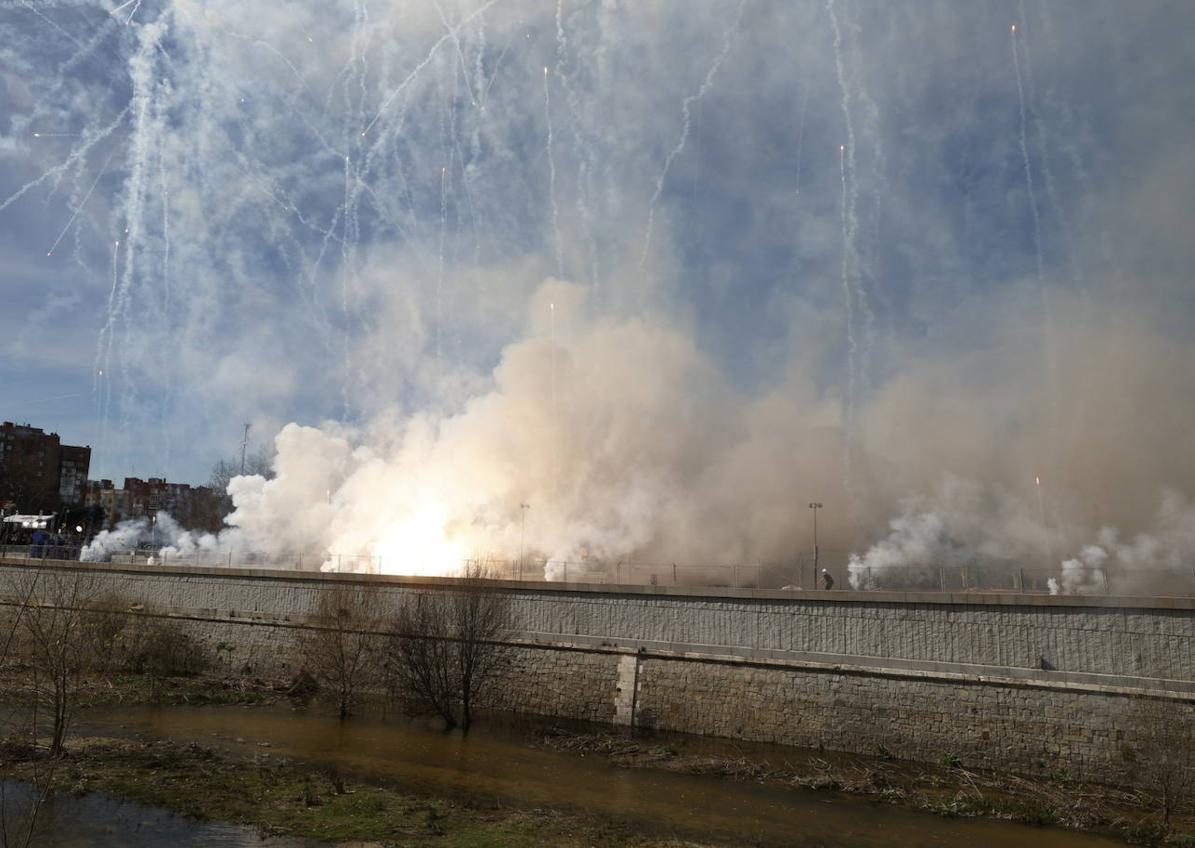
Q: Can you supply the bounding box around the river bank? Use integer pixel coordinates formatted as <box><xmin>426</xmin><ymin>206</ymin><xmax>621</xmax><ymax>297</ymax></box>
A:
<box><xmin>536</xmin><ymin>726</ymin><xmax>1189</xmax><ymax>846</ymax></box>
<box><xmin>0</xmin><ymin>667</ymin><xmax>1185</xmax><ymax>846</ymax></box>
<box><xmin>0</xmin><ymin>736</ymin><xmax>710</xmax><ymax>847</ymax></box>
<box><xmin>1</xmin><ymin>697</ymin><xmax>1152</xmax><ymax>848</ymax></box>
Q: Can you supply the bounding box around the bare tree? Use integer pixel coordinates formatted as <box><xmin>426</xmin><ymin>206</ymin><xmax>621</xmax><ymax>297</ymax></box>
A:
<box><xmin>1128</xmin><ymin>695</ymin><xmax>1195</xmax><ymax>829</ymax></box>
<box><xmin>390</xmin><ymin>563</ymin><xmax>511</xmax><ymax>731</ymax></box>
<box><xmin>17</xmin><ymin>569</ymin><xmax>106</xmax><ymax>757</ymax></box>
<box><xmin>208</xmin><ymin>449</ymin><xmax>274</xmax><ymax>493</ymax></box>
<box><xmin>388</xmin><ymin>592</ymin><xmax>457</xmax><ymax>726</ymax></box>
<box><xmin>197</xmin><ymin>450</ymin><xmax>275</xmax><ymax>533</ymax></box>
<box><xmin>0</xmin><ymin>570</ymin><xmax>139</xmax><ymax>846</ymax></box>
<box><xmin>298</xmin><ymin>584</ymin><xmax>385</xmax><ymax>720</ymax></box>
<box><xmin>0</xmin><ymin>570</ymin><xmax>51</xmax><ymax>848</ymax></box>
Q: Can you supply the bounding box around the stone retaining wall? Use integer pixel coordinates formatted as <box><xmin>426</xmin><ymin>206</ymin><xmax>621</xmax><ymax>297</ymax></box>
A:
<box><xmin>1</xmin><ymin>558</ymin><xmax>1192</xmax><ymax>783</ymax></box>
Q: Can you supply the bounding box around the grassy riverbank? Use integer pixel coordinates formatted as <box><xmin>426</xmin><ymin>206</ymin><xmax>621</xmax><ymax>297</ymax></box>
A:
<box><xmin>537</xmin><ymin>727</ymin><xmax>1193</xmax><ymax>847</ymax></box>
<box><xmin>0</xmin><ymin>736</ymin><xmax>713</xmax><ymax>847</ymax></box>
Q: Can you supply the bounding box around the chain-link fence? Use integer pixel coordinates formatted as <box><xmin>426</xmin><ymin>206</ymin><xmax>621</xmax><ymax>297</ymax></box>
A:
<box><xmin>1</xmin><ymin>544</ymin><xmax>1192</xmax><ymax>596</ymax></box>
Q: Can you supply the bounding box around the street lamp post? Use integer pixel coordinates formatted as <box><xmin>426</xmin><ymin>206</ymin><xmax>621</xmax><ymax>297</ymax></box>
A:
<box><xmin>808</xmin><ymin>502</ymin><xmax>823</xmax><ymax>579</ymax></box>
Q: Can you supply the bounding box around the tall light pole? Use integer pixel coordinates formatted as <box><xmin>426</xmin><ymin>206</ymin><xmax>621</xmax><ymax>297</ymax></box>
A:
<box><xmin>239</xmin><ymin>422</ymin><xmax>251</xmax><ymax>475</ymax></box>
<box><xmin>519</xmin><ymin>503</ymin><xmax>530</xmax><ymax>577</ymax></box>
<box><xmin>808</xmin><ymin>502</ymin><xmax>823</xmax><ymax>573</ymax></box>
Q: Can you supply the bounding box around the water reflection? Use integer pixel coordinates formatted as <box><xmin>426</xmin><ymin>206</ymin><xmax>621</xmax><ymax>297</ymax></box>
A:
<box><xmin>0</xmin><ymin>780</ymin><xmax>318</xmax><ymax>847</ymax></box>
<box><xmin>77</xmin><ymin>705</ymin><xmax>1126</xmax><ymax>848</ymax></box>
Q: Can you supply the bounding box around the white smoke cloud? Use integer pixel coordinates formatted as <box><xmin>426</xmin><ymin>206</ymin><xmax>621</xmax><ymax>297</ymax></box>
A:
<box><xmin>854</xmin><ymin>485</ymin><xmax>1195</xmax><ymax>595</ymax></box>
<box><xmin>1048</xmin><ymin>491</ymin><xmax>1195</xmax><ymax>595</ymax></box>
<box><xmin>80</xmin><ymin>517</ymin><xmax>151</xmax><ymax>562</ymax></box>
<box><xmin>1052</xmin><ymin>545</ymin><xmax>1107</xmax><ymax>596</ymax></box>
<box><xmin>180</xmin><ymin>280</ymin><xmax>844</xmax><ymax>577</ymax></box>
<box><xmin>3</xmin><ymin>2</ymin><xmax>1194</xmax><ymax>592</ymax></box>
<box><xmin>847</xmin><ymin>476</ymin><xmax>1057</xmax><ymax>590</ymax></box>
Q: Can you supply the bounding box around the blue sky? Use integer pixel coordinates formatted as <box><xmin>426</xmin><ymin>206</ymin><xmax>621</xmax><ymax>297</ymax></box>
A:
<box><xmin>1</xmin><ymin>0</ymin><xmax>1193</xmax><ymax>559</ymax></box>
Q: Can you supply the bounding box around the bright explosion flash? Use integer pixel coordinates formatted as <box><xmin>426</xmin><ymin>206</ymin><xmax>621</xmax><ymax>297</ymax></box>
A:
<box><xmin>363</xmin><ymin>503</ymin><xmax>470</xmax><ymax>577</ymax></box>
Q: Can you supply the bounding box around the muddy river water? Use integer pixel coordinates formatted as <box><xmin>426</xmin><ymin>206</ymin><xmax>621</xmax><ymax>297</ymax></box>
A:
<box><xmin>47</xmin><ymin>704</ymin><xmax>1126</xmax><ymax>847</ymax></box>
<box><xmin>0</xmin><ymin>778</ymin><xmax>317</xmax><ymax>847</ymax></box>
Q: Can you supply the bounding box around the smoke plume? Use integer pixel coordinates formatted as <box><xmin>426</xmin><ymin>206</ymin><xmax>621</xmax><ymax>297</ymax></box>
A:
<box><xmin>1</xmin><ymin>3</ymin><xmax>1192</xmax><ymax>591</ymax></box>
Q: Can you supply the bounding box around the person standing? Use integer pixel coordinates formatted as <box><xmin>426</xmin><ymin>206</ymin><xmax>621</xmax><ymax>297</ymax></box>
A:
<box><xmin>821</xmin><ymin>568</ymin><xmax>834</xmax><ymax>590</ymax></box>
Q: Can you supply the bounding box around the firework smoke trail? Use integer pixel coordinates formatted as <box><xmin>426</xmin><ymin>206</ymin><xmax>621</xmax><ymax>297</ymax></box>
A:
<box><xmin>639</xmin><ymin>0</ymin><xmax>746</xmax><ymax>270</ymax></box>
<box><xmin>354</xmin><ymin>0</ymin><xmax>370</xmax><ymax>113</ymax></box>
<box><xmin>828</xmin><ymin>0</ymin><xmax>871</xmax><ymax>505</ymax></box>
<box><xmin>442</xmin><ymin>38</ymin><xmax>482</xmax><ymax>303</ymax></box>
<box><xmin>1015</xmin><ymin>1</ymin><xmax>1094</xmax><ymax>486</ymax></box>
<box><xmin>158</xmin><ymin>131</ymin><xmax>173</xmax><ymax>468</ymax></box>
<box><xmin>550</xmin><ymin>300</ymin><xmax>558</xmax><ymax>485</ymax></box>
<box><xmin>111</xmin><ymin>21</ymin><xmax>165</xmax><ymax>458</ymax></box>
<box><xmin>7</xmin><ymin>393</ymin><xmax>83</xmax><ymax>408</ymax></box>
<box><xmin>1011</xmin><ymin>25</ymin><xmax>1047</xmax><ymax>305</ymax></box>
<box><xmin>1010</xmin><ymin>22</ymin><xmax>1059</xmax><ymax>471</ymax></box>
<box><xmin>793</xmin><ymin>83</ymin><xmax>810</xmax><ymax>201</ymax></box>
<box><xmin>360</xmin><ymin>0</ymin><xmax>506</xmax><ymax>138</ymax></box>
<box><xmin>544</xmin><ymin>66</ymin><xmax>564</xmax><ymax>279</ymax></box>
<box><xmin>0</xmin><ymin>107</ymin><xmax>129</xmax><ymax>215</ymax></box>
<box><xmin>340</xmin><ymin>0</ymin><xmax>374</xmax><ymax>369</ymax></box>
<box><xmin>95</xmin><ymin>238</ymin><xmax>120</xmax><ymax>465</ymax></box>
<box><xmin>45</xmin><ymin>147</ymin><xmax>117</xmax><ymax>258</ymax></box>
<box><xmin>554</xmin><ymin>0</ymin><xmax>601</xmax><ymax>292</ymax></box>
<box><xmin>432</xmin><ymin>0</ymin><xmax>479</xmax><ymax>108</ymax></box>
<box><xmin>838</xmin><ymin>142</ymin><xmax>856</xmax><ymax>493</ymax></box>
<box><xmin>217</xmin><ymin>26</ymin><xmax>342</xmax><ymax>159</ymax></box>
<box><xmin>847</xmin><ymin>9</ymin><xmax>886</xmax><ymax>353</ymax></box>
<box><xmin>1016</xmin><ymin>1</ymin><xmax>1080</xmax><ymax>292</ymax></box>
<box><xmin>555</xmin><ymin>0</ymin><xmax>568</xmax><ymax>77</ymax></box>
<box><xmin>827</xmin><ymin>0</ymin><xmax>875</xmax><ymax>354</ymax></box>
<box><xmin>1033</xmin><ymin>0</ymin><xmax>1100</xmax><ymax>255</ymax></box>
<box><xmin>437</xmin><ymin>164</ymin><xmax>448</xmax><ymax>362</ymax></box>
<box><xmin>340</xmin><ymin>153</ymin><xmax>360</xmax><ymax>419</ymax></box>
<box><xmin>1035</xmin><ymin>475</ymin><xmax>1056</xmax><ymax>570</ymax></box>
<box><xmin>473</xmin><ymin>8</ymin><xmax>487</xmax><ymax>117</ymax></box>
<box><xmin>828</xmin><ymin>0</ymin><xmax>856</xmax><ymax>223</ymax></box>
<box><xmin>17</xmin><ymin>0</ymin><xmax>82</xmax><ymax>48</ymax></box>
<box><xmin>109</xmin><ymin>0</ymin><xmax>138</xmax><ymax>18</ymax></box>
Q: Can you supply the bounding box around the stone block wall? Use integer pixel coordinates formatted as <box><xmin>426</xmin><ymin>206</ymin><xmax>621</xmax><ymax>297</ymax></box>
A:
<box><xmin>5</xmin><ymin>559</ymin><xmax>1193</xmax><ymax>683</ymax></box>
<box><xmin>1</xmin><ymin>558</ymin><xmax>1193</xmax><ymax>784</ymax></box>
<box><xmin>630</xmin><ymin>656</ymin><xmax>1178</xmax><ymax>781</ymax></box>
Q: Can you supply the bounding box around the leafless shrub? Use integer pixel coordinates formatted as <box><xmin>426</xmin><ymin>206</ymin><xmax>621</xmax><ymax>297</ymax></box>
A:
<box><xmin>80</xmin><ymin>593</ymin><xmax>132</xmax><ymax>677</ymax></box>
<box><xmin>1127</xmin><ymin>695</ymin><xmax>1195</xmax><ymax>829</ymax></box>
<box><xmin>123</xmin><ymin>618</ymin><xmax>209</xmax><ymax>678</ymax></box>
<box><xmin>298</xmin><ymin>584</ymin><xmax>385</xmax><ymax>719</ymax></box>
<box><xmin>389</xmin><ymin>562</ymin><xmax>511</xmax><ymax>731</ymax></box>
<box><xmin>120</xmin><ymin>616</ymin><xmax>210</xmax><ymax>701</ymax></box>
